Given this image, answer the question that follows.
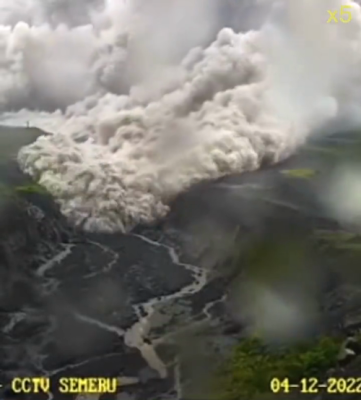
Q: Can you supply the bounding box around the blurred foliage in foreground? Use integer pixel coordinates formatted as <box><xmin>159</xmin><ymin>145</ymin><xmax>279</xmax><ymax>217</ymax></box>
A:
<box><xmin>216</xmin><ymin>336</ymin><xmax>341</xmax><ymax>400</ymax></box>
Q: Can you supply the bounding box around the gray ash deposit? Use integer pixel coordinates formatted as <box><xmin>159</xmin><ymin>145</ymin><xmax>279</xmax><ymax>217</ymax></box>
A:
<box><xmin>2</xmin><ymin>127</ymin><xmax>361</xmax><ymax>400</ymax></box>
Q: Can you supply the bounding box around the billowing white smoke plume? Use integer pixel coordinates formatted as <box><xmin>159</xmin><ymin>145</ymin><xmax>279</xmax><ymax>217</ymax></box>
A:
<box><xmin>0</xmin><ymin>0</ymin><xmax>359</xmax><ymax>231</ymax></box>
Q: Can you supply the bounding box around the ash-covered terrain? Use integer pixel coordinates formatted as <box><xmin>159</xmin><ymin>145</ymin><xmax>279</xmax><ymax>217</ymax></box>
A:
<box><xmin>1</xmin><ymin>127</ymin><xmax>361</xmax><ymax>400</ymax></box>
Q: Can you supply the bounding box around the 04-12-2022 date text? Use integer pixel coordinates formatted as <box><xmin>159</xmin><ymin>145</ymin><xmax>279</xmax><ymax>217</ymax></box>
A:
<box><xmin>271</xmin><ymin>377</ymin><xmax>361</xmax><ymax>394</ymax></box>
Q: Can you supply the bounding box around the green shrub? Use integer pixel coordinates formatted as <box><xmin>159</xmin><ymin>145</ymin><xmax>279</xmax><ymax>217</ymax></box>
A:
<box><xmin>217</xmin><ymin>336</ymin><xmax>341</xmax><ymax>400</ymax></box>
<box><xmin>14</xmin><ymin>183</ymin><xmax>48</xmax><ymax>195</ymax></box>
<box><xmin>0</xmin><ymin>182</ymin><xmax>48</xmax><ymax>197</ymax></box>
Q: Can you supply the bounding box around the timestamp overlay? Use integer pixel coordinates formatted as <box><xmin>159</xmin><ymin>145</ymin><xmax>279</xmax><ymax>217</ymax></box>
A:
<box><xmin>270</xmin><ymin>377</ymin><xmax>361</xmax><ymax>394</ymax></box>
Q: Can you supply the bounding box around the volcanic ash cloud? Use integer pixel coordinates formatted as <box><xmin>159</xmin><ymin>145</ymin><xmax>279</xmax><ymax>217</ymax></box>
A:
<box><xmin>1</xmin><ymin>0</ymin><xmax>359</xmax><ymax>231</ymax></box>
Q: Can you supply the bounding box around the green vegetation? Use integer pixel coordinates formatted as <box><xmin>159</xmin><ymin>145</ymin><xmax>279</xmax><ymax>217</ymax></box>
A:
<box><xmin>0</xmin><ymin>182</ymin><xmax>48</xmax><ymax>198</ymax></box>
<box><xmin>232</xmin><ymin>235</ymin><xmax>308</xmax><ymax>284</ymax></box>
<box><xmin>217</xmin><ymin>336</ymin><xmax>341</xmax><ymax>400</ymax></box>
<box><xmin>14</xmin><ymin>183</ymin><xmax>48</xmax><ymax>195</ymax></box>
<box><xmin>314</xmin><ymin>229</ymin><xmax>361</xmax><ymax>251</ymax></box>
<box><xmin>333</xmin><ymin>242</ymin><xmax>361</xmax><ymax>251</ymax></box>
<box><xmin>303</xmin><ymin>145</ymin><xmax>344</xmax><ymax>157</ymax></box>
<box><xmin>281</xmin><ymin>168</ymin><xmax>317</xmax><ymax>179</ymax></box>
<box><xmin>303</xmin><ymin>139</ymin><xmax>361</xmax><ymax>159</ymax></box>
<box><xmin>314</xmin><ymin>229</ymin><xmax>358</xmax><ymax>243</ymax></box>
